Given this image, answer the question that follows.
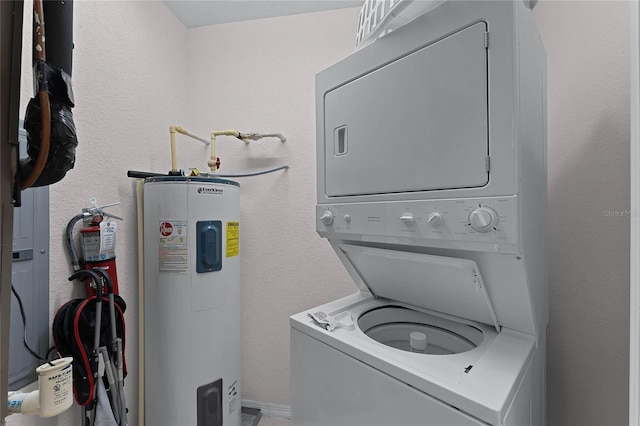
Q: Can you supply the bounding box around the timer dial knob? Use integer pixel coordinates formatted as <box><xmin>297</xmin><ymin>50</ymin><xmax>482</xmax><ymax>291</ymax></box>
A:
<box><xmin>469</xmin><ymin>207</ymin><xmax>499</xmax><ymax>233</ymax></box>
<box><xmin>320</xmin><ymin>210</ymin><xmax>334</xmax><ymax>225</ymax></box>
<box><xmin>427</xmin><ymin>212</ymin><xmax>444</xmax><ymax>227</ymax></box>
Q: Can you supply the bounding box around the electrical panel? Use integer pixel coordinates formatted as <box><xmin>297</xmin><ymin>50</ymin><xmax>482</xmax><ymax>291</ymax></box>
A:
<box><xmin>9</xmin><ymin>125</ymin><xmax>50</xmax><ymax>389</ymax></box>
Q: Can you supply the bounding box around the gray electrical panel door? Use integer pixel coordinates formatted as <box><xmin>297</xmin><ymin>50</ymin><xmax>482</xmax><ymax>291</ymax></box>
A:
<box><xmin>9</xmin><ymin>125</ymin><xmax>50</xmax><ymax>389</ymax></box>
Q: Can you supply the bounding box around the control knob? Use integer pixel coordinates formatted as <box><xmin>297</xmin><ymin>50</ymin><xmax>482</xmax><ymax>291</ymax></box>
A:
<box><xmin>427</xmin><ymin>212</ymin><xmax>444</xmax><ymax>227</ymax></box>
<box><xmin>400</xmin><ymin>213</ymin><xmax>415</xmax><ymax>225</ymax></box>
<box><xmin>320</xmin><ymin>210</ymin><xmax>334</xmax><ymax>225</ymax></box>
<box><xmin>469</xmin><ymin>207</ymin><xmax>499</xmax><ymax>233</ymax></box>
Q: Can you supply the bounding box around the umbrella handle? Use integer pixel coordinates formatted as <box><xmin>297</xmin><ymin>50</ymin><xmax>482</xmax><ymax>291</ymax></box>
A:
<box><xmin>68</xmin><ymin>269</ymin><xmax>104</xmax><ymax>299</ymax></box>
<box><xmin>91</xmin><ymin>268</ymin><xmax>114</xmax><ymax>295</ymax></box>
<box><xmin>92</xmin><ymin>268</ymin><xmax>119</xmax><ymax>344</ymax></box>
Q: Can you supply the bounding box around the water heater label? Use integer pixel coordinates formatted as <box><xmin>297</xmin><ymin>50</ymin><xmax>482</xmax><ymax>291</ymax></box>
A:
<box><xmin>158</xmin><ymin>220</ymin><xmax>188</xmax><ymax>273</ymax></box>
<box><xmin>226</xmin><ymin>222</ymin><xmax>239</xmax><ymax>258</ymax></box>
<box><xmin>197</xmin><ymin>186</ymin><xmax>223</xmax><ymax>195</ymax></box>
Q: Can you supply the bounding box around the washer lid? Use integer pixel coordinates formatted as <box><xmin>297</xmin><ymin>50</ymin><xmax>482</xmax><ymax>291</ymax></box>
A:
<box><xmin>339</xmin><ymin>245</ymin><xmax>500</xmax><ymax>332</ymax></box>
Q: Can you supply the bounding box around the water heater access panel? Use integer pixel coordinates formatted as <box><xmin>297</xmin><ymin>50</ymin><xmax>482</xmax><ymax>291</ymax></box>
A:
<box><xmin>323</xmin><ymin>22</ymin><xmax>489</xmax><ymax>197</ymax></box>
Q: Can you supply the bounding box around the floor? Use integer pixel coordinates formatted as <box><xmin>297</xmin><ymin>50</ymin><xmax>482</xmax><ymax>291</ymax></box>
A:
<box><xmin>242</xmin><ymin>406</ymin><xmax>291</xmax><ymax>426</ymax></box>
<box><xmin>257</xmin><ymin>416</ymin><xmax>292</xmax><ymax>426</ymax></box>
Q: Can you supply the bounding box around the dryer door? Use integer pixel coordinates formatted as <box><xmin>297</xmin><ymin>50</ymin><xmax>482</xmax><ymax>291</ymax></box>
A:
<box><xmin>323</xmin><ymin>22</ymin><xmax>489</xmax><ymax>197</ymax></box>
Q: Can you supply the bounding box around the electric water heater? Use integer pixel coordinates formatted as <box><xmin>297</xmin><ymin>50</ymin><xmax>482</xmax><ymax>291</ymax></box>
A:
<box><xmin>143</xmin><ymin>176</ymin><xmax>241</xmax><ymax>426</ymax></box>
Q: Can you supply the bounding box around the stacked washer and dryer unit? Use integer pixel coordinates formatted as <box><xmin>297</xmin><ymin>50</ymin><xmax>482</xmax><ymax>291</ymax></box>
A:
<box><xmin>291</xmin><ymin>1</ymin><xmax>547</xmax><ymax>425</ymax></box>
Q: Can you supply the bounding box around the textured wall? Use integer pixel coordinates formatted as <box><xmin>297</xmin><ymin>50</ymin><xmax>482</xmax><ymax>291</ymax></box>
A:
<box><xmin>185</xmin><ymin>8</ymin><xmax>359</xmax><ymax>405</ymax></box>
<box><xmin>9</xmin><ymin>1</ymin><xmax>632</xmax><ymax>425</ymax></box>
<box><xmin>12</xmin><ymin>3</ymin><xmax>359</xmax><ymax>424</ymax></box>
<box><xmin>184</xmin><ymin>1</ymin><xmax>633</xmax><ymax>420</ymax></box>
<box><xmin>13</xmin><ymin>1</ymin><xmax>188</xmax><ymax>424</ymax></box>
<box><xmin>534</xmin><ymin>2</ymin><xmax>630</xmax><ymax>425</ymax></box>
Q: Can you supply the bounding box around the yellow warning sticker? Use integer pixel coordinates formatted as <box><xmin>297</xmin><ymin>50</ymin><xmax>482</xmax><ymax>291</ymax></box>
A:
<box><xmin>226</xmin><ymin>222</ymin><xmax>239</xmax><ymax>257</ymax></box>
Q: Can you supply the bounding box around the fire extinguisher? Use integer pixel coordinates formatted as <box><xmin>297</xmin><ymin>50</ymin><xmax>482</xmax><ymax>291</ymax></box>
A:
<box><xmin>65</xmin><ymin>200</ymin><xmax>122</xmax><ymax>296</ymax></box>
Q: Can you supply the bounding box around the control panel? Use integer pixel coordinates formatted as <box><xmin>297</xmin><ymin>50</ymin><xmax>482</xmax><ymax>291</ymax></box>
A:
<box><xmin>316</xmin><ymin>196</ymin><xmax>518</xmax><ymax>247</ymax></box>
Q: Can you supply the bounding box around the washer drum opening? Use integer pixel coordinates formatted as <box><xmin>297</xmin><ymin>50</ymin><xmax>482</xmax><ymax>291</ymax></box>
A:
<box><xmin>358</xmin><ymin>306</ymin><xmax>485</xmax><ymax>355</ymax></box>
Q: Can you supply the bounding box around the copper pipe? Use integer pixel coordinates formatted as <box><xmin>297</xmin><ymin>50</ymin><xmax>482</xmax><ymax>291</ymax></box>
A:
<box><xmin>33</xmin><ymin>0</ymin><xmax>45</xmax><ymax>62</ymax></box>
<box><xmin>21</xmin><ymin>0</ymin><xmax>51</xmax><ymax>190</ymax></box>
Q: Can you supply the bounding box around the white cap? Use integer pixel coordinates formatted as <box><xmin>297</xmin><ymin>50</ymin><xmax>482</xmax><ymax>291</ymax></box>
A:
<box><xmin>410</xmin><ymin>331</ymin><xmax>427</xmax><ymax>352</ymax></box>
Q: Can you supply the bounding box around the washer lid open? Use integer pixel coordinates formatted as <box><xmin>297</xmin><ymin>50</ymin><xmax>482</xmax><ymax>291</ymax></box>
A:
<box><xmin>339</xmin><ymin>245</ymin><xmax>500</xmax><ymax>332</ymax></box>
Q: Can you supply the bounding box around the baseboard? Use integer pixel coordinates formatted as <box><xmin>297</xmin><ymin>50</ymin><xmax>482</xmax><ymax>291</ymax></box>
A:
<box><xmin>242</xmin><ymin>399</ymin><xmax>291</xmax><ymax>420</ymax></box>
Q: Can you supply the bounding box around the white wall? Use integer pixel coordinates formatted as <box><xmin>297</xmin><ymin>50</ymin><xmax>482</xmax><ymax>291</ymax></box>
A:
<box><xmin>534</xmin><ymin>2</ymin><xmax>630</xmax><ymax>425</ymax></box>
<box><xmin>12</xmin><ymin>2</ymin><xmax>358</xmax><ymax>424</ymax></box>
<box><xmin>190</xmin><ymin>3</ymin><xmax>632</xmax><ymax>419</ymax></box>
<box><xmin>9</xmin><ymin>1</ymin><xmax>632</xmax><ymax>425</ymax></box>
<box><xmin>184</xmin><ymin>9</ymin><xmax>359</xmax><ymax>405</ymax></box>
<box><xmin>12</xmin><ymin>1</ymin><xmax>189</xmax><ymax>424</ymax></box>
